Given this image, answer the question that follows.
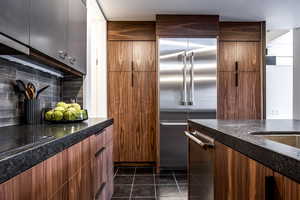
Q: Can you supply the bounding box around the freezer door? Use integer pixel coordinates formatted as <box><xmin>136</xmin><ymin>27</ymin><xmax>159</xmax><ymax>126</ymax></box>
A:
<box><xmin>159</xmin><ymin>38</ymin><xmax>189</xmax><ymax>111</ymax></box>
<box><xmin>186</xmin><ymin>38</ymin><xmax>217</xmax><ymax>112</ymax></box>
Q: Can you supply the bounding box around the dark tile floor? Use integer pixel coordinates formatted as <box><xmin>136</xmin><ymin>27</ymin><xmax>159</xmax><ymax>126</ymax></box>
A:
<box><xmin>112</xmin><ymin>167</ymin><xmax>188</xmax><ymax>200</ymax></box>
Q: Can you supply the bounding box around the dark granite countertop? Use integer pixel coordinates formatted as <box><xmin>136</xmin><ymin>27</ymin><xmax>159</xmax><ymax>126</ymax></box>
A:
<box><xmin>0</xmin><ymin>118</ymin><xmax>113</xmax><ymax>184</ymax></box>
<box><xmin>188</xmin><ymin>119</ymin><xmax>300</xmax><ymax>183</ymax></box>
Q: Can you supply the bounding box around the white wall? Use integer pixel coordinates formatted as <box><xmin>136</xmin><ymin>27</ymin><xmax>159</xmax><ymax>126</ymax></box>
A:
<box><xmin>266</xmin><ymin>30</ymin><xmax>293</xmax><ymax>119</ymax></box>
<box><xmin>293</xmin><ymin>28</ymin><xmax>300</xmax><ymax>119</ymax></box>
<box><xmin>84</xmin><ymin>0</ymin><xmax>107</xmax><ymax>118</ymax></box>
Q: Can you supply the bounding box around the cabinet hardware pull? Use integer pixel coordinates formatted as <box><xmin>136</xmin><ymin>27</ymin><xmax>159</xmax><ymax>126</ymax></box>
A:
<box><xmin>265</xmin><ymin>176</ymin><xmax>275</xmax><ymax>200</ymax></box>
<box><xmin>95</xmin><ymin>128</ymin><xmax>105</xmax><ymax>136</ymax></box>
<box><xmin>235</xmin><ymin>61</ymin><xmax>239</xmax><ymax>71</ymax></box>
<box><xmin>235</xmin><ymin>72</ymin><xmax>238</xmax><ymax>87</ymax></box>
<box><xmin>185</xmin><ymin>131</ymin><xmax>214</xmax><ymax>149</ymax></box>
<box><xmin>95</xmin><ymin>147</ymin><xmax>106</xmax><ymax>157</ymax></box>
<box><xmin>58</xmin><ymin>50</ymin><xmax>67</xmax><ymax>59</ymax></box>
<box><xmin>95</xmin><ymin>182</ymin><xmax>106</xmax><ymax>199</ymax></box>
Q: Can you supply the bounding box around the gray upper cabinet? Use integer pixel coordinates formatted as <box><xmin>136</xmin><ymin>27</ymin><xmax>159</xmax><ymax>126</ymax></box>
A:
<box><xmin>30</xmin><ymin>0</ymin><xmax>68</xmax><ymax>64</ymax></box>
<box><xmin>67</xmin><ymin>0</ymin><xmax>87</xmax><ymax>74</ymax></box>
<box><xmin>0</xmin><ymin>0</ymin><xmax>30</xmax><ymax>45</ymax></box>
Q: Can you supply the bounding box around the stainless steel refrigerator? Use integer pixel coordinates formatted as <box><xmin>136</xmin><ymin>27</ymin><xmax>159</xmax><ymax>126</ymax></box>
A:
<box><xmin>159</xmin><ymin>38</ymin><xmax>217</xmax><ymax>168</ymax></box>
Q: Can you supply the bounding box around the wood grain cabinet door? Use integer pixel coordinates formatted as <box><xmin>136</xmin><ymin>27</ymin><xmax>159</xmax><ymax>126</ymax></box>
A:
<box><xmin>214</xmin><ymin>141</ymin><xmax>273</xmax><ymax>200</ymax></box>
<box><xmin>108</xmin><ymin>72</ymin><xmax>134</xmax><ymax>162</ymax></box>
<box><xmin>273</xmin><ymin>172</ymin><xmax>300</xmax><ymax>200</ymax></box>
<box><xmin>217</xmin><ymin>72</ymin><xmax>238</xmax><ymax>120</ymax></box>
<box><xmin>133</xmin><ymin>41</ymin><xmax>156</xmax><ymax>72</ymax></box>
<box><xmin>132</xmin><ymin>72</ymin><xmax>157</xmax><ymax>162</ymax></box>
<box><xmin>237</xmin><ymin>42</ymin><xmax>261</xmax><ymax>72</ymax></box>
<box><xmin>219</xmin><ymin>41</ymin><xmax>237</xmax><ymax>71</ymax></box>
<box><xmin>237</xmin><ymin>72</ymin><xmax>261</xmax><ymax>119</ymax></box>
<box><xmin>108</xmin><ymin>41</ymin><xmax>133</xmax><ymax>71</ymax></box>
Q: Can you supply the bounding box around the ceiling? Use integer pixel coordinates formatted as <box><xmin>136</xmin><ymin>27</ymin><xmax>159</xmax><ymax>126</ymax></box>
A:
<box><xmin>98</xmin><ymin>0</ymin><xmax>300</xmax><ymax>29</ymax></box>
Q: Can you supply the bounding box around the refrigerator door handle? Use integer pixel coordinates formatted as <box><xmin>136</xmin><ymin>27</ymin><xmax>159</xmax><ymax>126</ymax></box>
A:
<box><xmin>181</xmin><ymin>51</ymin><xmax>188</xmax><ymax>105</ymax></box>
<box><xmin>189</xmin><ymin>52</ymin><xmax>195</xmax><ymax>105</ymax></box>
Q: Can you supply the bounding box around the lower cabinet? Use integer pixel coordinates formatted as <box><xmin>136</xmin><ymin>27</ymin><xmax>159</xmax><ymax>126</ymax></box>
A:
<box><xmin>215</xmin><ymin>141</ymin><xmax>300</xmax><ymax>200</ymax></box>
<box><xmin>0</xmin><ymin>125</ymin><xmax>114</xmax><ymax>200</ymax></box>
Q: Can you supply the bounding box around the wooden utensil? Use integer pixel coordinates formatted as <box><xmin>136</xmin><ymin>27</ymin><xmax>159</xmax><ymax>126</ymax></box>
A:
<box><xmin>27</xmin><ymin>82</ymin><xmax>36</xmax><ymax>98</ymax></box>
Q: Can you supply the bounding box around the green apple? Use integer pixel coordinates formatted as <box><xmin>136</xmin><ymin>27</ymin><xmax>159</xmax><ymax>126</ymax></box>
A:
<box><xmin>64</xmin><ymin>110</ymin><xmax>76</xmax><ymax>121</ymax></box>
<box><xmin>70</xmin><ymin>103</ymin><xmax>81</xmax><ymax>111</ymax></box>
<box><xmin>56</xmin><ymin>102</ymin><xmax>67</xmax><ymax>108</ymax></box>
<box><xmin>45</xmin><ymin>110</ymin><xmax>54</xmax><ymax>120</ymax></box>
<box><xmin>54</xmin><ymin>106</ymin><xmax>65</xmax><ymax>112</ymax></box>
<box><xmin>53</xmin><ymin>110</ymin><xmax>63</xmax><ymax>121</ymax></box>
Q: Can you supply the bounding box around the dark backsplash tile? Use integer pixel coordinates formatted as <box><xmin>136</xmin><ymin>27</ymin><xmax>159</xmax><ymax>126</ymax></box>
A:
<box><xmin>0</xmin><ymin>58</ymin><xmax>83</xmax><ymax>127</ymax></box>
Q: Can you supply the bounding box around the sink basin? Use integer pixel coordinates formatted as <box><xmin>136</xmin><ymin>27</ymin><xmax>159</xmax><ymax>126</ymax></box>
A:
<box><xmin>250</xmin><ymin>131</ymin><xmax>300</xmax><ymax>149</ymax></box>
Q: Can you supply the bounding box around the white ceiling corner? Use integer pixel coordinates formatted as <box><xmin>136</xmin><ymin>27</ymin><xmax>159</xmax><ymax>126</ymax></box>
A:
<box><xmin>99</xmin><ymin>0</ymin><xmax>300</xmax><ymax>29</ymax></box>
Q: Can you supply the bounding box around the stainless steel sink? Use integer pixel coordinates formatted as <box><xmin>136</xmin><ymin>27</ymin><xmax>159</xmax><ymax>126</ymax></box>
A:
<box><xmin>250</xmin><ymin>131</ymin><xmax>300</xmax><ymax>148</ymax></box>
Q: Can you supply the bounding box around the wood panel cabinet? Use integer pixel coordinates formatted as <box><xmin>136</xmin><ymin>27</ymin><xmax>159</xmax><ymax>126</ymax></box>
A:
<box><xmin>109</xmin><ymin>71</ymin><xmax>157</xmax><ymax>162</ymax></box>
<box><xmin>108</xmin><ymin>41</ymin><xmax>133</xmax><ymax>72</ymax></box>
<box><xmin>218</xmin><ymin>22</ymin><xmax>264</xmax><ymax>120</ymax></box>
<box><xmin>108</xmin><ymin>30</ymin><xmax>157</xmax><ymax>163</ymax></box>
<box><xmin>108</xmin><ymin>41</ymin><xmax>156</xmax><ymax>72</ymax></box>
<box><xmin>274</xmin><ymin>172</ymin><xmax>300</xmax><ymax>200</ymax></box>
<box><xmin>132</xmin><ymin>72</ymin><xmax>157</xmax><ymax>162</ymax></box>
<box><xmin>0</xmin><ymin>125</ymin><xmax>114</xmax><ymax>200</ymax></box>
<box><xmin>217</xmin><ymin>72</ymin><xmax>238</xmax><ymax>120</ymax></box>
<box><xmin>215</xmin><ymin>141</ymin><xmax>274</xmax><ymax>200</ymax></box>
<box><xmin>133</xmin><ymin>41</ymin><xmax>156</xmax><ymax>71</ymax></box>
<box><xmin>214</xmin><ymin>141</ymin><xmax>300</xmax><ymax>200</ymax></box>
<box><xmin>237</xmin><ymin>72</ymin><xmax>261</xmax><ymax>119</ymax></box>
<box><xmin>219</xmin><ymin>41</ymin><xmax>260</xmax><ymax>72</ymax></box>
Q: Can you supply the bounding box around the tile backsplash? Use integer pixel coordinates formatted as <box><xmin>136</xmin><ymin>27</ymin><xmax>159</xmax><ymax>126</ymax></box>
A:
<box><xmin>0</xmin><ymin>58</ymin><xmax>83</xmax><ymax>127</ymax></box>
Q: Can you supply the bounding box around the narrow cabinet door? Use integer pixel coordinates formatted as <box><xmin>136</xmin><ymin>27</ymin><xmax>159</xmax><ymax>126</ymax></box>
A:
<box><xmin>108</xmin><ymin>41</ymin><xmax>133</xmax><ymax>71</ymax></box>
<box><xmin>214</xmin><ymin>141</ymin><xmax>273</xmax><ymax>200</ymax></box>
<box><xmin>133</xmin><ymin>41</ymin><xmax>156</xmax><ymax>71</ymax></box>
<box><xmin>218</xmin><ymin>41</ymin><xmax>236</xmax><ymax>71</ymax></box>
<box><xmin>67</xmin><ymin>0</ymin><xmax>87</xmax><ymax>74</ymax></box>
<box><xmin>237</xmin><ymin>42</ymin><xmax>261</xmax><ymax>71</ymax></box>
<box><xmin>108</xmin><ymin>72</ymin><xmax>133</xmax><ymax>162</ymax></box>
<box><xmin>30</xmin><ymin>0</ymin><xmax>68</xmax><ymax>62</ymax></box>
<box><xmin>217</xmin><ymin>72</ymin><xmax>238</xmax><ymax>120</ymax></box>
<box><xmin>132</xmin><ymin>72</ymin><xmax>156</xmax><ymax>162</ymax></box>
<box><xmin>273</xmin><ymin>172</ymin><xmax>300</xmax><ymax>200</ymax></box>
<box><xmin>237</xmin><ymin>72</ymin><xmax>261</xmax><ymax>119</ymax></box>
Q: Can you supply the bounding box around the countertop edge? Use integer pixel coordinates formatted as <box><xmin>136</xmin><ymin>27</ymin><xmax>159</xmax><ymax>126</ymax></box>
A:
<box><xmin>188</xmin><ymin>120</ymin><xmax>300</xmax><ymax>184</ymax></box>
<box><xmin>0</xmin><ymin>118</ymin><xmax>113</xmax><ymax>184</ymax></box>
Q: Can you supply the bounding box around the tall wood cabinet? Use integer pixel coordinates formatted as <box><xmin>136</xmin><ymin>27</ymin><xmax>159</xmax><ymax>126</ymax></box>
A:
<box><xmin>108</xmin><ymin>22</ymin><xmax>157</xmax><ymax>163</ymax></box>
<box><xmin>218</xmin><ymin>22</ymin><xmax>265</xmax><ymax>120</ymax></box>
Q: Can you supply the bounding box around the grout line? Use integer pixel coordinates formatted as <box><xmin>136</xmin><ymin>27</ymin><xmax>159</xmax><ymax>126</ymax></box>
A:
<box><xmin>129</xmin><ymin>167</ymin><xmax>136</xmax><ymax>199</ymax></box>
<box><xmin>173</xmin><ymin>172</ymin><xmax>182</xmax><ymax>197</ymax></box>
<box><xmin>114</xmin><ymin>167</ymin><xmax>119</xmax><ymax>177</ymax></box>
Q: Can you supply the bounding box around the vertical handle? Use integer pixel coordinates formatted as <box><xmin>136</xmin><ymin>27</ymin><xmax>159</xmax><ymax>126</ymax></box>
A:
<box><xmin>189</xmin><ymin>52</ymin><xmax>194</xmax><ymax>105</ymax></box>
<box><xmin>182</xmin><ymin>52</ymin><xmax>188</xmax><ymax>105</ymax></box>
<box><xmin>235</xmin><ymin>61</ymin><xmax>239</xmax><ymax>87</ymax></box>
<box><xmin>131</xmin><ymin>61</ymin><xmax>134</xmax><ymax>87</ymax></box>
<box><xmin>265</xmin><ymin>176</ymin><xmax>275</xmax><ymax>200</ymax></box>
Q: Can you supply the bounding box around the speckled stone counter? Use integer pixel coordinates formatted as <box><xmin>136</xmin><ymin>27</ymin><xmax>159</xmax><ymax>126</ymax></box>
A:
<box><xmin>0</xmin><ymin>118</ymin><xmax>113</xmax><ymax>184</ymax></box>
<box><xmin>188</xmin><ymin>119</ymin><xmax>300</xmax><ymax>183</ymax></box>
